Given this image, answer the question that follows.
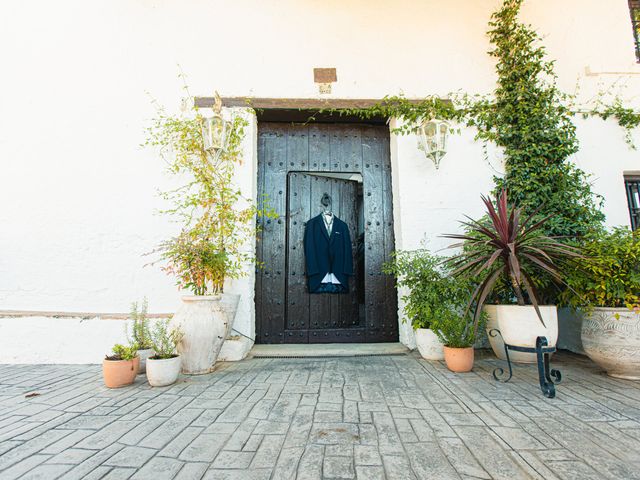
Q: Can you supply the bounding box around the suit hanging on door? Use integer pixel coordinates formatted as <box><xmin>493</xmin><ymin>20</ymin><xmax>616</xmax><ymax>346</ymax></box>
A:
<box><xmin>304</xmin><ymin>213</ymin><xmax>353</xmax><ymax>294</ymax></box>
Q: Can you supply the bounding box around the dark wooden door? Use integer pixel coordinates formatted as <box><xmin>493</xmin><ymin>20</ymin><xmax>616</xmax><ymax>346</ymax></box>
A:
<box><xmin>286</xmin><ymin>173</ymin><xmax>360</xmax><ymax>343</ymax></box>
<box><xmin>256</xmin><ymin>123</ymin><xmax>397</xmax><ymax>344</ymax></box>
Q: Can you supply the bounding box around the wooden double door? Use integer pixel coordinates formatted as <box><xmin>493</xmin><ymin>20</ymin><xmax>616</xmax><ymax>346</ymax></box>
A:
<box><xmin>255</xmin><ymin>122</ymin><xmax>397</xmax><ymax>344</ymax></box>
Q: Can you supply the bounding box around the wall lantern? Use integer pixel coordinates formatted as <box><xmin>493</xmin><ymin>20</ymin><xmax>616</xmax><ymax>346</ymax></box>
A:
<box><xmin>417</xmin><ymin>118</ymin><xmax>449</xmax><ymax>169</ymax></box>
<box><xmin>201</xmin><ymin>92</ymin><xmax>228</xmax><ymax>159</ymax></box>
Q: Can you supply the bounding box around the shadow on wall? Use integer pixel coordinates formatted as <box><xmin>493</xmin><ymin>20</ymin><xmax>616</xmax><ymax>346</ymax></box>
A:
<box><xmin>557</xmin><ymin>308</ymin><xmax>585</xmax><ymax>354</ymax></box>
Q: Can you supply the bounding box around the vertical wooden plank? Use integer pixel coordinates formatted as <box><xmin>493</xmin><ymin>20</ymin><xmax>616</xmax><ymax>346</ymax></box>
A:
<box><xmin>285</xmin><ymin>172</ymin><xmax>310</xmax><ymax>343</ymax></box>
<box><xmin>255</xmin><ymin>128</ymin><xmax>267</xmax><ymax>342</ymax></box>
<box><xmin>380</xmin><ymin>131</ymin><xmax>398</xmax><ymax>341</ymax></box>
<box><xmin>362</xmin><ymin>127</ymin><xmax>386</xmax><ymax>342</ymax></box>
<box><xmin>261</xmin><ymin>123</ymin><xmax>287</xmax><ymax>343</ymax></box>
<box><xmin>284</xmin><ymin>125</ymin><xmax>310</xmax><ymax>343</ymax></box>
<box><xmin>339</xmin><ymin>179</ymin><xmax>359</xmax><ymax>332</ymax></box>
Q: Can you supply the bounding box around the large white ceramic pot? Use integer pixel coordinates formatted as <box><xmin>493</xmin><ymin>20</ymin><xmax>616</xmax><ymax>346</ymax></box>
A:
<box><xmin>484</xmin><ymin>305</ymin><xmax>558</xmax><ymax>363</ymax></box>
<box><xmin>137</xmin><ymin>348</ymin><xmax>154</xmax><ymax>374</ymax></box>
<box><xmin>170</xmin><ymin>294</ymin><xmax>240</xmax><ymax>375</ymax></box>
<box><xmin>414</xmin><ymin>328</ymin><xmax>445</xmax><ymax>360</ymax></box>
<box><xmin>146</xmin><ymin>355</ymin><xmax>182</xmax><ymax>387</ymax></box>
<box><xmin>581</xmin><ymin>307</ymin><xmax>640</xmax><ymax>380</ymax></box>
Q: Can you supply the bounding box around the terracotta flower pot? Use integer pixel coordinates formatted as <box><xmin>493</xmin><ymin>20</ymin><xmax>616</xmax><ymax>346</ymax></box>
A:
<box><xmin>443</xmin><ymin>346</ymin><xmax>474</xmax><ymax>373</ymax></box>
<box><xmin>102</xmin><ymin>356</ymin><xmax>139</xmax><ymax>388</ymax></box>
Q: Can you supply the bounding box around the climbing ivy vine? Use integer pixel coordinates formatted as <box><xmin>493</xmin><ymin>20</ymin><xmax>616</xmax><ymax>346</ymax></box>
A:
<box><xmin>320</xmin><ymin>0</ymin><xmax>640</xmax><ymax>239</ymax></box>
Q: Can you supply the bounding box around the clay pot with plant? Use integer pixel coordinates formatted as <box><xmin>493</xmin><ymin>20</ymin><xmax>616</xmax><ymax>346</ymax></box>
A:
<box><xmin>102</xmin><ymin>344</ymin><xmax>139</xmax><ymax>388</ymax></box>
<box><xmin>145</xmin><ymin>95</ymin><xmax>275</xmax><ymax>374</ymax></box>
<box><xmin>146</xmin><ymin>319</ymin><xmax>184</xmax><ymax>387</ymax></box>
<box><xmin>443</xmin><ymin>189</ymin><xmax>580</xmax><ymax>363</ymax></box>
<box><xmin>128</xmin><ymin>298</ymin><xmax>153</xmax><ymax>373</ymax></box>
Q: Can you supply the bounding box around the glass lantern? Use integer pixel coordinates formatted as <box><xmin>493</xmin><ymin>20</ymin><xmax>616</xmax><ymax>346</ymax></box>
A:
<box><xmin>201</xmin><ymin>93</ymin><xmax>228</xmax><ymax>157</ymax></box>
<box><xmin>417</xmin><ymin>119</ymin><xmax>449</xmax><ymax>169</ymax></box>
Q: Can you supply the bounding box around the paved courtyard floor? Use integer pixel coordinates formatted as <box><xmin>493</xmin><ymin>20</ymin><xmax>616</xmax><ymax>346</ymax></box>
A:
<box><xmin>0</xmin><ymin>351</ymin><xmax>639</xmax><ymax>479</ymax></box>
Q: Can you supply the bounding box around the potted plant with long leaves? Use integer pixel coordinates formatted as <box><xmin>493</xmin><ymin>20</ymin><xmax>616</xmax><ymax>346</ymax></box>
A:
<box><xmin>560</xmin><ymin>228</ymin><xmax>640</xmax><ymax>379</ymax></box>
<box><xmin>430</xmin><ymin>300</ymin><xmax>486</xmax><ymax>373</ymax></box>
<box><xmin>146</xmin><ymin>319</ymin><xmax>184</xmax><ymax>387</ymax></box>
<box><xmin>128</xmin><ymin>298</ymin><xmax>153</xmax><ymax>373</ymax></box>
<box><xmin>146</xmin><ymin>93</ymin><xmax>273</xmax><ymax>374</ymax></box>
<box><xmin>102</xmin><ymin>343</ymin><xmax>139</xmax><ymax>388</ymax></box>
<box><xmin>443</xmin><ymin>189</ymin><xmax>580</xmax><ymax>363</ymax></box>
<box><xmin>384</xmin><ymin>249</ymin><xmax>449</xmax><ymax>360</ymax></box>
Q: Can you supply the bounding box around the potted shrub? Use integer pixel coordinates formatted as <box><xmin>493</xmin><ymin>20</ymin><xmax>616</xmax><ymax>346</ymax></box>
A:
<box><xmin>102</xmin><ymin>343</ymin><xmax>139</xmax><ymax>388</ymax></box>
<box><xmin>444</xmin><ymin>189</ymin><xmax>579</xmax><ymax>363</ymax></box>
<box><xmin>384</xmin><ymin>250</ymin><xmax>448</xmax><ymax>360</ymax></box>
<box><xmin>561</xmin><ymin>228</ymin><xmax>640</xmax><ymax>379</ymax></box>
<box><xmin>432</xmin><ymin>308</ymin><xmax>485</xmax><ymax>373</ymax></box>
<box><xmin>146</xmin><ymin>319</ymin><xmax>184</xmax><ymax>387</ymax></box>
<box><xmin>146</xmin><ymin>94</ymin><xmax>273</xmax><ymax>374</ymax></box>
<box><xmin>128</xmin><ymin>298</ymin><xmax>153</xmax><ymax>373</ymax></box>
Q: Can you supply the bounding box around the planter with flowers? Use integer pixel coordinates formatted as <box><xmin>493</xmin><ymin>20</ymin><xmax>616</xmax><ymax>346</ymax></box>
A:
<box><xmin>561</xmin><ymin>228</ymin><xmax>640</xmax><ymax>379</ymax></box>
<box><xmin>444</xmin><ymin>189</ymin><xmax>580</xmax><ymax>363</ymax></box>
<box><xmin>145</xmin><ymin>93</ymin><xmax>273</xmax><ymax>375</ymax></box>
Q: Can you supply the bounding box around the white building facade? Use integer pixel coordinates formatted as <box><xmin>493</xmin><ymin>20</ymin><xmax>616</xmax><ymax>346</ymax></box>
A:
<box><xmin>1</xmin><ymin>0</ymin><xmax>639</xmax><ymax>363</ymax></box>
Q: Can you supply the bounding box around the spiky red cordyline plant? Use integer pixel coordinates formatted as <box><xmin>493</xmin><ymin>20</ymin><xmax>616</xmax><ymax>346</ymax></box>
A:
<box><xmin>443</xmin><ymin>189</ymin><xmax>580</xmax><ymax>334</ymax></box>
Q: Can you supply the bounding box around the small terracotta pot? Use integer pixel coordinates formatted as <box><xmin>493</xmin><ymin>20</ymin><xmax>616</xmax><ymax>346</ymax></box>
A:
<box><xmin>102</xmin><ymin>356</ymin><xmax>139</xmax><ymax>388</ymax></box>
<box><xmin>443</xmin><ymin>346</ymin><xmax>474</xmax><ymax>373</ymax></box>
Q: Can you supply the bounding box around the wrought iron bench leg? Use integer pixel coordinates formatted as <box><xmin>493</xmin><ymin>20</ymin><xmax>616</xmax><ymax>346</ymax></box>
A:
<box><xmin>536</xmin><ymin>336</ymin><xmax>558</xmax><ymax>399</ymax></box>
<box><xmin>490</xmin><ymin>329</ymin><xmax>513</xmax><ymax>383</ymax></box>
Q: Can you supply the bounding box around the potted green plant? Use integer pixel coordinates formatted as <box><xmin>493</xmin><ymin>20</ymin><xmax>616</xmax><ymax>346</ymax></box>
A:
<box><xmin>561</xmin><ymin>228</ymin><xmax>640</xmax><ymax>379</ymax></box>
<box><xmin>146</xmin><ymin>319</ymin><xmax>184</xmax><ymax>387</ymax></box>
<box><xmin>145</xmin><ymin>94</ymin><xmax>273</xmax><ymax>374</ymax></box>
<box><xmin>102</xmin><ymin>343</ymin><xmax>139</xmax><ymax>388</ymax></box>
<box><xmin>384</xmin><ymin>250</ymin><xmax>448</xmax><ymax>360</ymax></box>
<box><xmin>444</xmin><ymin>189</ymin><xmax>580</xmax><ymax>363</ymax></box>
<box><xmin>128</xmin><ymin>298</ymin><xmax>153</xmax><ymax>373</ymax></box>
<box><xmin>430</xmin><ymin>302</ymin><xmax>485</xmax><ymax>373</ymax></box>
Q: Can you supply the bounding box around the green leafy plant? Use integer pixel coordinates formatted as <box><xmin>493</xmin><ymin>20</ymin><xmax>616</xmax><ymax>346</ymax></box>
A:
<box><xmin>149</xmin><ymin>319</ymin><xmax>184</xmax><ymax>359</ymax></box>
<box><xmin>560</xmin><ymin>228</ymin><xmax>640</xmax><ymax>311</ymax></box>
<box><xmin>128</xmin><ymin>298</ymin><xmax>152</xmax><ymax>350</ymax></box>
<box><xmin>384</xmin><ymin>249</ymin><xmax>485</xmax><ymax>348</ymax></box>
<box><xmin>145</xmin><ymin>89</ymin><xmax>275</xmax><ymax>295</ymax></box>
<box><xmin>106</xmin><ymin>344</ymin><xmax>138</xmax><ymax>361</ymax></box>
<box><xmin>444</xmin><ymin>189</ymin><xmax>580</xmax><ymax>330</ymax></box>
<box><xmin>431</xmin><ymin>308</ymin><xmax>485</xmax><ymax>349</ymax></box>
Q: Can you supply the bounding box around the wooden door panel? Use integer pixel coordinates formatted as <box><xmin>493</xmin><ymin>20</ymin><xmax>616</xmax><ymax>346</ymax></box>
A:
<box><xmin>256</xmin><ymin>123</ymin><xmax>397</xmax><ymax>344</ymax></box>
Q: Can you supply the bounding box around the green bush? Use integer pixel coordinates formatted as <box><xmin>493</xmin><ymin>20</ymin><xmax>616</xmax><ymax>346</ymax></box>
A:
<box><xmin>128</xmin><ymin>298</ymin><xmax>152</xmax><ymax>350</ymax></box>
<box><xmin>384</xmin><ymin>250</ymin><xmax>483</xmax><ymax>348</ymax></box>
<box><xmin>149</xmin><ymin>319</ymin><xmax>184</xmax><ymax>359</ymax></box>
<box><xmin>561</xmin><ymin>228</ymin><xmax>640</xmax><ymax>310</ymax></box>
<box><xmin>106</xmin><ymin>344</ymin><xmax>138</xmax><ymax>361</ymax></box>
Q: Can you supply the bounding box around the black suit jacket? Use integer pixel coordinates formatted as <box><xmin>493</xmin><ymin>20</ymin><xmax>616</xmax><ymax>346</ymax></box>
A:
<box><xmin>304</xmin><ymin>214</ymin><xmax>353</xmax><ymax>293</ymax></box>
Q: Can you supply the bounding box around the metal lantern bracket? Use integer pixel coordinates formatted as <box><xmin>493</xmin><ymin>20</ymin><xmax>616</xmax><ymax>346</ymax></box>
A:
<box><xmin>489</xmin><ymin>329</ymin><xmax>562</xmax><ymax>399</ymax></box>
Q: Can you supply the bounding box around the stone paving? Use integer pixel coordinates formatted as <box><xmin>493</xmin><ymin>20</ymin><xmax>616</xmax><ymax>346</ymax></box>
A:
<box><xmin>1</xmin><ymin>351</ymin><xmax>640</xmax><ymax>479</ymax></box>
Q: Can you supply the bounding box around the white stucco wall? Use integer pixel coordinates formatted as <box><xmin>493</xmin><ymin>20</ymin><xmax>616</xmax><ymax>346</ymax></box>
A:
<box><xmin>0</xmin><ymin>0</ymin><xmax>638</xmax><ymax>362</ymax></box>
